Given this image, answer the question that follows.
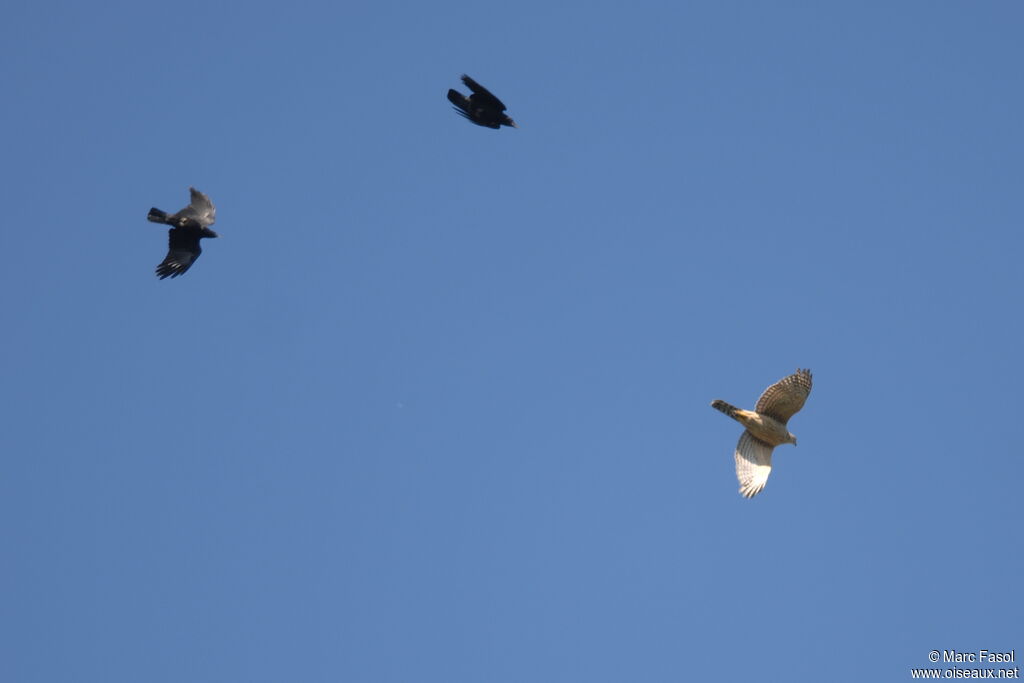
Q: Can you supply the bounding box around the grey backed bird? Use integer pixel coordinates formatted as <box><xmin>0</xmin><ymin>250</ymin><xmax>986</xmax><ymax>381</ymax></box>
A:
<box><xmin>447</xmin><ymin>75</ymin><xmax>517</xmax><ymax>129</ymax></box>
<box><xmin>711</xmin><ymin>369</ymin><xmax>813</xmax><ymax>498</ymax></box>
<box><xmin>146</xmin><ymin>187</ymin><xmax>219</xmax><ymax>279</ymax></box>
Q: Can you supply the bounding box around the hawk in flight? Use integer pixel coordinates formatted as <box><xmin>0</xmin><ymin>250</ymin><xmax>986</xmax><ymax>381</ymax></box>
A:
<box><xmin>711</xmin><ymin>369</ymin><xmax>813</xmax><ymax>498</ymax></box>
<box><xmin>447</xmin><ymin>75</ymin><xmax>518</xmax><ymax>129</ymax></box>
<box><xmin>146</xmin><ymin>187</ymin><xmax>219</xmax><ymax>279</ymax></box>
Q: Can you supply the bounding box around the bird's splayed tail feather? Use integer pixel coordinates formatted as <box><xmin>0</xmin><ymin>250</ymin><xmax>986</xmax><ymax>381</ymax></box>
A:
<box><xmin>711</xmin><ymin>400</ymin><xmax>740</xmax><ymax>418</ymax></box>
<box><xmin>147</xmin><ymin>208</ymin><xmax>169</xmax><ymax>224</ymax></box>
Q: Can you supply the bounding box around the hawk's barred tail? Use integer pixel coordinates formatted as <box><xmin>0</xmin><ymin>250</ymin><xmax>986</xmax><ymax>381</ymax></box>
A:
<box><xmin>147</xmin><ymin>208</ymin><xmax>169</xmax><ymax>224</ymax></box>
<box><xmin>711</xmin><ymin>399</ymin><xmax>739</xmax><ymax>418</ymax></box>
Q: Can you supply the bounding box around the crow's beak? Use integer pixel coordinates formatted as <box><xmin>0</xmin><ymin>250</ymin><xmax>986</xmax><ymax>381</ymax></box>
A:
<box><xmin>508</xmin><ymin>120</ymin><xmax>518</xmax><ymax>128</ymax></box>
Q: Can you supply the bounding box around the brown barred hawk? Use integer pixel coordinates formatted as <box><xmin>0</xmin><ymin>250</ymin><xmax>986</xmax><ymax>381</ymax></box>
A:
<box><xmin>711</xmin><ymin>369</ymin><xmax>813</xmax><ymax>498</ymax></box>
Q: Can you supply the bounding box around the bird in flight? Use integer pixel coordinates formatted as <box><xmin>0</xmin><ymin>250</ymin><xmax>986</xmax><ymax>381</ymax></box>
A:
<box><xmin>146</xmin><ymin>187</ymin><xmax>219</xmax><ymax>279</ymax></box>
<box><xmin>447</xmin><ymin>75</ymin><xmax>518</xmax><ymax>129</ymax></box>
<box><xmin>711</xmin><ymin>369</ymin><xmax>813</xmax><ymax>498</ymax></box>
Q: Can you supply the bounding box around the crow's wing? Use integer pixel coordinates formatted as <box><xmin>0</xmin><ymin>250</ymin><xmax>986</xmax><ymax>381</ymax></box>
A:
<box><xmin>156</xmin><ymin>228</ymin><xmax>203</xmax><ymax>279</ymax></box>
<box><xmin>460</xmin><ymin>75</ymin><xmax>506</xmax><ymax>110</ymax></box>
<box><xmin>447</xmin><ymin>89</ymin><xmax>471</xmax><ymax>113</ymax></box>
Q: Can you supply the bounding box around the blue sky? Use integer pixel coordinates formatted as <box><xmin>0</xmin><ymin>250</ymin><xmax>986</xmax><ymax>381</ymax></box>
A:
<box><xmin>2</xmin><ymin>2</ymin><xmax>1021</xmax><ymax>681</ymax></box>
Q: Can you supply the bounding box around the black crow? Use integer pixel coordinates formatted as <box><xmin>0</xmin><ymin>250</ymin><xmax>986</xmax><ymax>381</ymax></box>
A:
<box><xmin>447</xmin><ymin>75</ymin><xmax>517</xmax><ymax>129</ymax></box>
<box><xmin>146</xmin><ymin>187</ymin><xmax>219</xmax><ymax>279</ymax></box>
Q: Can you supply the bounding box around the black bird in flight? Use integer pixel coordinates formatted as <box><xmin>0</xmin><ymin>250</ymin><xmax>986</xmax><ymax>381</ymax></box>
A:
<box><xmin>447</xmin><ymin>75</ymin><xmax>517</xmax><ymax>129</ymax></box>
<box><xmin>146</xmin><ymin>187</ymin><xmax>219</xmax><ymax>279</ymax></box>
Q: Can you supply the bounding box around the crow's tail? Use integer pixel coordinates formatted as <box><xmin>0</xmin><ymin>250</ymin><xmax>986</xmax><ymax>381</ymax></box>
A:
<box><xmin>147</xmin><ymin>208</ymin><xmax>169</xmax><ymax>224</ymax></box>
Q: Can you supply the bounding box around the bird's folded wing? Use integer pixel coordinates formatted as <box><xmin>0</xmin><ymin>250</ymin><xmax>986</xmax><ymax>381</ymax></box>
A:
<box><xmin>735</xmin><ymin>431</ymin><xmax>774</xmax><ymax>498</ymax></box>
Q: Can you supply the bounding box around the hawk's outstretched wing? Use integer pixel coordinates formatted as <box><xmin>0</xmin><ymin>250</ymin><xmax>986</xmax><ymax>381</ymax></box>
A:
<box><xmin>754</xmin><ymin>368</ymin><xmax>812</xmax><ymax>424</ymax></box>
<box><xmin>735</xmin><ymin>431</ymin><xmax>774</xmax><ymax>498</ymax></box>
<box><xmin>172</xmin><ymin>187</ymin><xmax>216</xmax><ymax>228</ymax></box>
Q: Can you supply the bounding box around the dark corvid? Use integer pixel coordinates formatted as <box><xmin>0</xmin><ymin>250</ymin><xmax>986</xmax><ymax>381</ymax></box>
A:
<box><xmin>447</xmin><ymin>75</ymin><xmax>517</xmax><ymax>129</ymax></box>
<box><xmin>146</xmin><ymin>187</ymin><xmax>219</xmax><ymax>279</ymax></box>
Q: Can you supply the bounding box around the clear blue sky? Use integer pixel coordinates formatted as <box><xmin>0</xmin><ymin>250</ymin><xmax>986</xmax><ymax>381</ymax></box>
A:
<box><xmin>2</xmin><ymin>2</ymin><xmax>1021</xmax><ymax>681</ymax></box>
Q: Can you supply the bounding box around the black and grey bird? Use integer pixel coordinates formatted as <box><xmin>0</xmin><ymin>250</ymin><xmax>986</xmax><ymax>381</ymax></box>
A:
<box><xmin>447</xmin><ymin>75</ymin><xmax>517</xmax><ymax>129</ymax></box>
<box><xmin>146</xmin><ymin>187</ymin><xmax>219</xmax><ymax>279</ymax></box>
